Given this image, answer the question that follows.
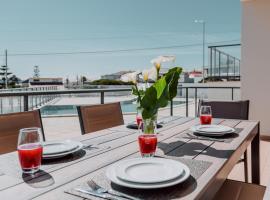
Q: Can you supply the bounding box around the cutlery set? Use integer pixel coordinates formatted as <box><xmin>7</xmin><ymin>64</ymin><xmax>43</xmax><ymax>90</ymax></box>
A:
<box><xmin>75</xmin><ymin>180</ymin><xmax>140</xmax><ymax>200</ymax></box>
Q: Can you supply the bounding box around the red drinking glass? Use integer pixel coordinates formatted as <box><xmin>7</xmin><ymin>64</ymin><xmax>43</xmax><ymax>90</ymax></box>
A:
<box><xmin>138</xmin><ymin>134</ymin><xmax>157</xmax><ymax>157</ymax></box>
<box><xmin>200</xmin><ymin>106</ymin><xmax>212</xmax><ymax>125</ymax></box>
<box><xmin>136</xmin><ymin>109</ymin><xmax>143</xmax><ymax>130</ymax></box>
<box><xmin>136</xmin><ymin>116</ymin><xmax>142</xmax><ymax>128</ymax></box>
<box><xmin>138</xmin><ymin>118</ymin><xmax>158</xmax><ymax>157</ymax></box>
<box><xmin>17</xmin><ymin>128</ymin><xmax>43</xmax><ymax>174</ymax></box>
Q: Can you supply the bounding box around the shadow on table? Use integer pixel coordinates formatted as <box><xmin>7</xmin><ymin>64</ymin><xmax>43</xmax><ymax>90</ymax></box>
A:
<box><xmin>111</xmin><ymin>176</ymin><xmax>197</xmax><ymax>200</ymax></box>
<box><xmin>42</xmin><ymin>149</ymin><xmax>86</xmax><ymax>165</ymax></box>
<box><xmin>158</xmin><ymin>141</ymin><xmax>234</xmax><ymax>159</ymax></box>
<box><xmin>22</xmin><ymin>170</ymin><xmax>55</xmax><ymax>188</ymax></box>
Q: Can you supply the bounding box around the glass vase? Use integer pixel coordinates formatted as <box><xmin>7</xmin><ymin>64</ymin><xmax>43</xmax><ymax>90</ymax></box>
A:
<box><xmin>138</xmin><ymin>114</ymin><xmax>158</xmax><ymax>157</ymax></box>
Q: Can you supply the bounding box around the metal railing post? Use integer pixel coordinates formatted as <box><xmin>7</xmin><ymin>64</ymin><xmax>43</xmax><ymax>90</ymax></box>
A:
<box><xmin>186</xmin><ymin>88</ymin><xmax>189</xmax><ymax>117</ymax></box>
<box><xmin>100</xmin><ymin>91</ymin><xmax>104</xmax><ymax>104</ymax></box>
<box><xmin>231</xmin><ymin>88</ymin><xmax>234</xmax><ymax>101</ymax></box>
<box><xmin>0</xmin><ymin>98</ymin><xmax>2</xmax><ymax>114</ymax></box>
<box><xmin>35</xmin><ymin>95</ymin><xmax>37</xmax><ymax>108</ymax></box>
<box><xmin>170</xmin><ymin>101</ymin><xmax>173</xmax><ymax>116</ymax></box>
<box><xmin>10</xmin><ymin>97</ymin><xmax>14</xmax><ymax>112</ymax></box>
<box><xmin>195</xmin><ymin>88</ymin><xmax>198</xmax><ymax>117</ymax></box>
<box><xmin>19</xmin><ymin>96</ymin><xmax>22</xmax><ymax>112</ymax></box>
<box><xmin>23</xmin><ymin>95</ymin><xmax>29</xmax><ymax>111</ymax></box>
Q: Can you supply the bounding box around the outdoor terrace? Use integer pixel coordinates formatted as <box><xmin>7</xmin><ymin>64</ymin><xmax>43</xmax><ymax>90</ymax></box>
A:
<box><xmin>0</xmin><ymin>85</ymin><xmax>269</xmax><ymax>199</ymax></box>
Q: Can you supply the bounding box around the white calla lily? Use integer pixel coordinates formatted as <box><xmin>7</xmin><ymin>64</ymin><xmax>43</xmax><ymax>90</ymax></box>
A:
<box><xmin>121</xmin><ymin>71</ymin><xmax>139</xmax><ymax>84</ymax></box>
<box><xmin>142</xmin><ymin>70</ymin><xmax>149</xmax><ymax>82</ymax></box>
<box><xmin>148</xmin><ymin>67</ymin><xmax>158</xmax><ymax>81</ymax></box>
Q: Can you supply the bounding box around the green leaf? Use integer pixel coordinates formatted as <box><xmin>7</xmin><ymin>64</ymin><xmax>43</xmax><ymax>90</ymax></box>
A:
<box><xmin>141</xmin><ymin>87</ymin><xmax>158</xmax><ymax>119</ymax></box>
<box><xmin>138</xmin><ymin>66</ymin><xmax>182</xmax><ymax>119</ymax></box>
<box><xmin>165</xmin><ymin>67</ymin><xmax>182</xmax><ymax>100</ymax></box>
<box><xmin>158</xmin><ymin>93</ymin><xmax>169</xmax><ymax>108</ymax></box>
<box><xmin>153</xmin><ymin>77</ymin><xmax>167</xmax><ymax>99</ymax></box>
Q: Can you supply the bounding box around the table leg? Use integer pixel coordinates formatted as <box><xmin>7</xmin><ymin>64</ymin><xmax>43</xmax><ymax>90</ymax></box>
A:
<box><xmin>251</xmin><ymin>124</ymin><xmax>260</xmax><ymax>184</ymax></box>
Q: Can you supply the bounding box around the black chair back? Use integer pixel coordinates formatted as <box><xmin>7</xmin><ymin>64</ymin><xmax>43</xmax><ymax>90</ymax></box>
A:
<box><xmin>198</xmin><ymin>100</ymin><xmax>249</xmax><ymax>120</ymax></box>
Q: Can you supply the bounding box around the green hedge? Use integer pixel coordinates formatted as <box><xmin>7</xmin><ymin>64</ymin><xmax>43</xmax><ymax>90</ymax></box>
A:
<box><xmin>88</xmin><ymin>79</ymin><xmax>133</xmax><ymax>85</ymax></box>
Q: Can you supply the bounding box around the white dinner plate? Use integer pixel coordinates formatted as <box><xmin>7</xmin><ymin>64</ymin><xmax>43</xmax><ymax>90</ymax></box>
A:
<box><xmin>43</xmin><ymin>140</ymin><xmax>79</xmax><ymax>155</ymax></box>
<box><xmin>190</xmin><ymin>125</ymin><xmax>235</xmax><ymax>137</ymax></box>
<box><xmin>106</xmin><ymin>158</ymin><xmax>190</xmax><ymax>189</ymax></box>
<box><xmin>42</xmin><ymin>140</ymin><xmax>83</xmax><ymax>159</ymax></box>
<box><xmin>115</xmin><ymin>158</ymin><xmax>184</xmax><ymax>184</ymax></box>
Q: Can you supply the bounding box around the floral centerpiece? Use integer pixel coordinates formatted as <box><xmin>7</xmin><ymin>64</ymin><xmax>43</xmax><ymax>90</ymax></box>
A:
<box><xmin>123</xmin><ymin>63</ymin><xmax>182</xmax><ymax>134</ymax></box>
<box><xmin>122</xmin><ymin>62</ymin><xmax>181</xmax><ymax>157</ymax></box>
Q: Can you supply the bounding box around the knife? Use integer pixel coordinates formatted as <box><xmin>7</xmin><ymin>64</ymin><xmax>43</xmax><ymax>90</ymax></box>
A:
<box><xmin>75</xmin><ymin>188</ymin><xmax>128</xmax><ymax>200</ymax></box>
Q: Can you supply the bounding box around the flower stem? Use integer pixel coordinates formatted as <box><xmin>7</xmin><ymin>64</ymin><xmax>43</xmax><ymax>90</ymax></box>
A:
<box><xmin>134</xmin><ymin>84</ymin><xmax>142</xmax><ymax>105</ymax></box>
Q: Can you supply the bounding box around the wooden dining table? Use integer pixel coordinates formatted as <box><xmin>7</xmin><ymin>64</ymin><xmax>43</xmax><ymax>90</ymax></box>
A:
<box><xmin>0</xmin><ymin>116</ymin><xmax>260</xmax><ymax>200</ymax></box>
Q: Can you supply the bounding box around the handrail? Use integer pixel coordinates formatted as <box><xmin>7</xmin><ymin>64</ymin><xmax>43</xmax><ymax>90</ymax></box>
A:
<box><xmin>0</xmin><ymin>86</ymin><xmax>241</xmax><ymax>115</ymax></box>
<box><xmin>0</xmin><ymin>86</ymin><xmax>240</xmax><ymax>97</ymax></box>
<box><xmin>0</xmin><ymin>88</ymin><xmax>132</xmax><ymax>97</ymax></box>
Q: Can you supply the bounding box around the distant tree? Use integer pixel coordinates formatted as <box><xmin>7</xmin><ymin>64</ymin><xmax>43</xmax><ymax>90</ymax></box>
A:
<box><xmin>65</xmin><ymin>78</ymin><xmax>69</xmax><ymax>85</ymax></box>
<box><xmin>9</xmin><ymin>75</ymin><xmax>21</xmax><ymax>83</ymax></box>
<box><xmin>0</xmin><ymin>65</ymin><xmax>12</xmax><ymax>88</ymax></box>
<box><xmin>89</xmin><ymin>79</ymin><xmax>133</xmax><ymax>85</ymax></box>
<box><xmin>81</xmin><ymin>76</ymin><xmax>87</xmax><ymax>85</ymax></box>
<box><xmin>8</xmin><ymin>75</ymin><xmax>21</xmax><ymax>88</ymax></box>
<box><xmin>65</xmin><ymin>78</ymin><xmax>70</xmax><ymax>88</ymax></box>
<box><xmin>199</xmin><ymin>77</ymin><xmax>223</xmax><ymax>83</ymax></box>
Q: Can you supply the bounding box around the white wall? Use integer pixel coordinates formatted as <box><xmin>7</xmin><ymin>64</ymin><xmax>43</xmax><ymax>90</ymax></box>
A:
<box><xmin>241</xmin><ymin>0</ymin><xmax>270</xmax><ymax>135</ymax></box>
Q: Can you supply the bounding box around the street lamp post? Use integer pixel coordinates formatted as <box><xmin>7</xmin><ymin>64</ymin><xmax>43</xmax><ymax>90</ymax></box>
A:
<box><xmin>195</xmin><ymin>20</ymin><xmax>206</xmax><ymax>83</ymax></box>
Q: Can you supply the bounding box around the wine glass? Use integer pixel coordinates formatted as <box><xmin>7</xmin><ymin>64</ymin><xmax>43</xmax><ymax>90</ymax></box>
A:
<box><xmin>17</xmin><ymin>127</ymin><xmax>43</xmax><ymax>174</ymax></box>
<box><xmin>200</xmin><ymin>106</ymin><xmax>212</xmax><ymax>125</ymax></box>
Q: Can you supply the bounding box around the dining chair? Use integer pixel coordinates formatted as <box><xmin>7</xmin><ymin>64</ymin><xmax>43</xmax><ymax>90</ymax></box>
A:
<box><xmin>77</xmin><ymin>102</ymin><xmax>124</xmax><ymax>134</ymax></box>
<box><xmin>213</xmin><ymin>179</ymin><xmax>266</xmax><ymax>200</ymax></box>
<box><xmin>0</xmin><ymin>110</ymin><xmax>45</xmax><ymax>155</ymax></box>
<box><xmin>198</xmin><ymin>100</ymin><xmax>249</xmax><ymax>120</ymax></box>
<box><xmin>198</xmin><ymin>100</ymin><xmax>250</xmax><ymax>182</ymax></box>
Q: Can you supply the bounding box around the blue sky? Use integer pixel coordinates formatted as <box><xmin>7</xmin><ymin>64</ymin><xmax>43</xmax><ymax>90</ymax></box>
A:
<box><xmin>0</xmin><ymin>0</ymin><xmax>241</xmax><ymax>80</ymax></box>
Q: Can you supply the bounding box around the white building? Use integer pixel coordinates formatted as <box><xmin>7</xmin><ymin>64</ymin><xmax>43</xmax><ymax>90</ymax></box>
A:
<box><xmin>22</xmin><ymin>77</ymin><xmax>64</xmax><ymax>90</ymax></box>
<box><xmin>189</xmin><ymin>71</ymin><xmax>203</xmax><ymax>83</ymax></box>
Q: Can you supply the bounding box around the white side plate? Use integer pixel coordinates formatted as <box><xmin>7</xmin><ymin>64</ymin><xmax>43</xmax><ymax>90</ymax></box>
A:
<box><xmin>42</xmin><ymin>141</ymin><xmax>83</xmax><ymax>159</ymax></box>
<box><xmin>190</xmin><ymin>125</ymin><xmax>235</xmax><ymax>136</ymax></box>
<box><xmin>43</xmin><ymin>140</ymin><xmax>79</xmax><ymax>155</ymax></box>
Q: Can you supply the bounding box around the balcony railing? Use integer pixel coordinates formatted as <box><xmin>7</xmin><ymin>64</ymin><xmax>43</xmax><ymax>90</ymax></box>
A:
<box><xmin>0</xmin><ymin>86</ymin><xmax>241</xmax><ymax>117</ymax></box>
<box><xmin>208</xmin><ymin>44</ymin><xmax>241</xmax><ymax>81</ymax></box>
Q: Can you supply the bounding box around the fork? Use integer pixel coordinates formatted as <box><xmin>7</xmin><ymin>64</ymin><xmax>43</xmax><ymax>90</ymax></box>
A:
<box><xmin>87</xmin><ymin>180</ymin><xmax>141</xmax><ymax>200</ymax></box>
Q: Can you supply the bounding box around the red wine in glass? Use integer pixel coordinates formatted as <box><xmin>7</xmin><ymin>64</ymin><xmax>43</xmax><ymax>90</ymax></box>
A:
<box><xmin>200</xmin><ymin>106</ymin><xmax>212</xmax><ymax>125</ymax></box>
<box><xmin>138</xmin><ymin>134</ymin><xmax>157</xmax><ymax>157</ymax></box>
<box><xmin>17</xmin><ymin>128</ymin><xmax>43</xmax><ymax>174</ymax></box>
